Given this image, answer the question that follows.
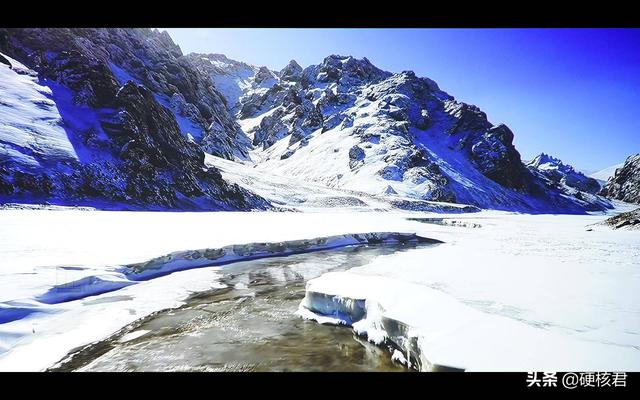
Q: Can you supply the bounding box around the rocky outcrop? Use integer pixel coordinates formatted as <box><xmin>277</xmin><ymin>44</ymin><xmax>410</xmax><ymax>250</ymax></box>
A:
<box><xmin>600</xmin><ymin>154</ymin><xmax>640</xmax><ymax>204</ymax></box>
<box><xmin>600</xmin><ymin>208</ymin><xmax>640</xmax><ymax>230</ymax></box>
<box><xmin>470</xmin><ymin>124</ymin><xmax>525</xmax><ymax>189</ymax></box>
<box><xmin>280</xmin><ymin>60</ymin><xmax>303</xmax><ymax>81</ymax></box>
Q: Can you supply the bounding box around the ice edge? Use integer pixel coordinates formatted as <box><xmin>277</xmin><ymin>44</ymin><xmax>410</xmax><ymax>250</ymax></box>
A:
<box><xmin>1</xmin><ymin>232</ymin><xmax>442</xmax><ymax>322</ymax></box>
<box><xmin>297</xmin><ymin>291</ymin><xmax>465</xmax><ymax>372</ymax></box>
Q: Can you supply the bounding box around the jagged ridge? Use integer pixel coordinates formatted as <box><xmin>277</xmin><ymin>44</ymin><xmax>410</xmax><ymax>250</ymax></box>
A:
<box><xmin>202</xmin><ymin>53</ymin><xmax>611</xmax><ymax>213</ymax></box>
<box><xmin>0</xmin><ymin>29</ymin><xmax>618</xmax><ymax>213</ymax></box>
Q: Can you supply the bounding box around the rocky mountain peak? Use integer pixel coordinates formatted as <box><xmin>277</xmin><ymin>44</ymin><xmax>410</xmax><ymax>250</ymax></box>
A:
<box><xmin>214</xmin><ymin>50</ymin><xmax>611</xmax><ymax>213</ymax></box>
<box><xmin>526</xmin><ymin>153</ymin><xmax>601</xmax><ymax>195</ymax></box>
<box><xmin>149</xmin><ymin>28</ymin><xmax>183</xmax><ymax>58</ymax></box>
<box><xmin>527</xmin><ymin>153</ymin><xmax>590</xmax><ymax>180</ymax></box>
<box><xmin>529</xmin><ymin>153</ymin><xmax>561</xmax><ymax>168</ymax></box>
<box><xmin>254</xmin><ymin>66</ymin><xmax>277</xmax><ymax>85</ymax></box>
<box><xmin>314</xmin><ymin>54</ymin><xmax>391</xmax><ymax>84</ymax></box>
<box><xmin>193</xmin><ymin>53</ymin><xmax>255</xmax><ymax>75</ymax></box>
<box><xmin>280</xmin><ymin>59</ymin><xmax>303</xmax><ymax>80</ymax></box>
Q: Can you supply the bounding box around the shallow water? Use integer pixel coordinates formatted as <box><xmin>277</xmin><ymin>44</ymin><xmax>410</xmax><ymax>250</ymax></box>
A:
<box><xmin>52</xmin><ymin>244</ymin><xmax>428</xmax><ymax>372</ymax></box>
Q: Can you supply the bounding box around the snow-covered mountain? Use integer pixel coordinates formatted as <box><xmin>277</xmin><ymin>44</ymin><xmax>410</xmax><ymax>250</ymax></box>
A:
<box><xmin>0</xmin><ymin>29</ymin><xmax>614</xmax><ymax>213</ymax></box>
<box><xmin>524</xmin><ymin>153</ymin><xmax>610</xmax><ymax>211</ymax></box>
<box><xmin>590</xmin><ymin>162</ymin><xmax>624</xmax><ymax>184</ymax></box>
<box><xmin>526</xmin><ymin>153</ymin><xmax>600</xmax><ymax>193</ymax></box>
<box><xmin>194</xmin><ymin>53</ymin><xmax>611</xmax><ymax>213</ymax></box>
<box><xmin>600</xmin><ymin>154</ymin><xmax>640</xmax><ymax>204</ymax></box>
<box><xmin>0</xmin><ymin>28</ymin><xmax>267</xmax><ymax>210</ymax></box>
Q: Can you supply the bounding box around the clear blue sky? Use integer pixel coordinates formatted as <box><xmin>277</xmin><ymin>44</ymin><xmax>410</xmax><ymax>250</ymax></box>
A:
<box><xmin>165</xmin><ymin>28</ymin><xmax>640</xmax><ymax>172</ymax></box>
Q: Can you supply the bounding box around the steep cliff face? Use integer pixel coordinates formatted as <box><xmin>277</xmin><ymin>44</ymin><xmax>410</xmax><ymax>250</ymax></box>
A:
<box><xmin>202</xmin><ymin>53</ymin><xmax>610</xmax><ymax>213</ymax></box>
<box><xmin>0</xmin><ymin>29</ymin><xmax>268</xmax><ymax>210</ymax></box>
<box><xmin>600</xmin><ymin>154</ymin><xmax>640</xmax><ymax>204</ymax></box>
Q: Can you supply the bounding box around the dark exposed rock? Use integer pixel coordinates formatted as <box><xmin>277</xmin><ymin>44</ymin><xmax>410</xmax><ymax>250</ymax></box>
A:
<box><xmin>280</xmin><ymin>59</ymin><xmax>303</xmax><ymax>81</ymax></box>
<box><xmin>348</xmin><ymin>145</ymin><xmax>366</xmax><ymax>169</ymax></box>
<box><xmin>243</xmin><ymin>84</ymin><xmax>322</xmax><ymax>150</ymax></box>
<box><xmin>254</xmin><ymin>66</ymin><xmax>277</xmax><ymax>85</ymax></box>
<box><xmin>470</xmin><ymin>124</ymin><xmax>525</xmax><ymax>189</ymax></box>
<box><xmin>42</xmin><ymin>50</ymin><xmax>121</xmax><ymax>108</ymax></box>
<box><xmin>444</xmin><ymin>101</ymin><xmax>493</xmax><ymax>135</ymax></box>
<box><xmin>112</xmin><ymin>82</ymin><xmax>204</xmax><ymax>170</ymax></box>
<box><xmin>600</xmin><ymin>208</ymin><xmax>640</xmax><ymax>230</ymax></box>
<box><xmin>253</xmin><ymin>109</ymin><xmax>288</xmax><ymax>149</ymax></box>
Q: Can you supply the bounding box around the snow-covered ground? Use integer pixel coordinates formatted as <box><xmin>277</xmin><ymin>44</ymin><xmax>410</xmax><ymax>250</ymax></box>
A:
<box><xmin>0</xmin><ymin>206</ymin><xmax>639</xmax><ymax>371</ymax></box>
<box><xmin>299</xmin><ymin>207</ymin><xmax>640</xmax><ymax>371</ymax></box>
<box><xmin>205</xmin><ymin>154</ymin><xmax>476</xmax><ymax>212</ymax></box>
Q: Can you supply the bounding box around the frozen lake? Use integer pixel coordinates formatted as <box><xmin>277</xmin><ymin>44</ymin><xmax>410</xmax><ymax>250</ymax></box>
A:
<box><xmin>0</xmin><ymin>208</ymin><xmax>638</xmax><ymax>371</ymax></box>
<box><xmin>52</xmin><ymin>245</ymin><xmax>426</xmax><ymax>371</ymax></box>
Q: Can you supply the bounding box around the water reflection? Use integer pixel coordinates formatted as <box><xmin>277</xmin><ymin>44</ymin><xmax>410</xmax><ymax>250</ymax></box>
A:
<box><xmin>53</xmin><ymin>244</ymin><xmax>429</xmax><ymax>372</ymax></box>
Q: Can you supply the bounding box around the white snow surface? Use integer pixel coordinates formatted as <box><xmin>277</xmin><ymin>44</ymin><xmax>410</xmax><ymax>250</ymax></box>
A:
<box><xmin>0</xmin><ymin>53</ymin><xmax>78</xmax><ymax>169</ymax></box>
<box><xmin>590</xmin><ymin>163</ymin><xmax>625</xmax><ymax>183</ymax></box>
<box><xmin>298</xmin><ymin>211</ymin><xmax>640</xmax><ymax>371</ymax></box>
<box><xmin>205</xmin><ymin>154</ymin><xmax>473</xmax><ymax>212</ymax></box>
<box><xmin>0</xmin><ymin>210</ymin><xmax>432</xmax><ymax>370</ymax></box>
<box><xmin>0</xmin><ymin>208</ymin><xmax>639</xmax><ymax>371</ymax></box>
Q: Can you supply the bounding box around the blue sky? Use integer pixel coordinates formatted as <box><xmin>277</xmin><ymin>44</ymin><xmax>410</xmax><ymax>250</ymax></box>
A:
<box><xmin>165</xmin><ymin>28</ymin><xmax>640</xmax><ymax>171</ymax></box>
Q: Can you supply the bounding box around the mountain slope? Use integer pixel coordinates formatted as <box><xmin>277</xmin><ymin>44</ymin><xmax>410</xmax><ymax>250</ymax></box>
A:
<box><xmin>525</xmin><ymin>153</ymin><xmax>610</xmax><ymax>211</ymax></box>
<box><xmin>590</xmin><ymin>163</ymin><xmax>624</xmax><ymax>183</ymax></box>
<box><xmin>0</xmin><ymin>53</ymin><xmax>78</xmax><ymax>170</ymax></box>
<box><xmin>526</xmin><ymin>153</ymin><xmax>600</xmax><ymax>194</ymax></box>
<box><xmin>0</xmin><ymin>28</ymin><xmax>252</xmax><ymax>160</ymax></box>
<box><xmin>600</xmin><ymin>154</ymin><xmax>640</xmax><ymax>204</ymax></box>
<box><xmin>0</xmin><ymin>29</ymin><xmax>268</xmax><ymax>210</ymax></box>
<box><xmin>201</xmin><ymin>53</ymin><xmax>611</xmax><ymax>213</ymax></box>
<box><xmin>0</xmin><ymin>29</ymin><xmax>617</xmax><ymax>213</ymax></box>
<box><xmin>205</xmin><ymin>153</ymin><xmax>478</xmax><ymax>213</ymax></box>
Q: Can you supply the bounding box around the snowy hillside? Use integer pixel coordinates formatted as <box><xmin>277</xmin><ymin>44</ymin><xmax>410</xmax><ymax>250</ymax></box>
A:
<box><xmin>205</xmin><ymin>153</ymin><xmax>478</xmax><ymax>213</ymax></box>
<box><xmin>201</xmin><ymin>53</ymin><xmax>612</xmax><ymax>213</ymax></box>
<box><xmin>525</xmin><ymin>153</ymin><xmax>610</xmax><ymax>211</ymax></box>
<box><xmin>0</xmin><ymin>53</ymin><xmax>78</xmax><ymax>170</ymax></box>
<box><xmin>0</xmin><ymin>28</ymin><xmax>267</xmax><ymax>210</ymax></box>
<box><xmin>0</xmin><ymin>29</ymin><xmax>616</xmax><ymax>213</ymax></box>
<box><xmin>590</xmin><ymin>162</ymin><xmax>624</xmax><ymax>183</ymax></box>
